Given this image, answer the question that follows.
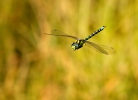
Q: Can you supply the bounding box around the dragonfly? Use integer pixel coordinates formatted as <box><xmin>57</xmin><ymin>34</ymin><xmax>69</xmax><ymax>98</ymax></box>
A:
<box><xmin>45</xmin><ymin>26</ymin><xmax>115</xmax><ymax>55</ymax></box>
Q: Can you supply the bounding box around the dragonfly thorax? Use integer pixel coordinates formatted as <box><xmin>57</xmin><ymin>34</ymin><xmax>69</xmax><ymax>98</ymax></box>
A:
<box><xmin>71</xmin><ymin>39</ymin><xmax>85</xmax><ymax>50</ymax></box>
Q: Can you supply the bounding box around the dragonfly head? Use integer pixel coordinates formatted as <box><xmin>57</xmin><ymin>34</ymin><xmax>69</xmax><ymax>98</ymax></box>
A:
<box><xmin>71</xmin><ymin>42</ymin><xmax>79</xmax><ymax>50</ymax></box>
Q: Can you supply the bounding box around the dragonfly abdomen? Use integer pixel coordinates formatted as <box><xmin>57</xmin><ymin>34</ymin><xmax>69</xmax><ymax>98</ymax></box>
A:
<box><xmin>84</xmin><ymin>26</ymin><xmax>106</xmax><ymax>41</ymax></box>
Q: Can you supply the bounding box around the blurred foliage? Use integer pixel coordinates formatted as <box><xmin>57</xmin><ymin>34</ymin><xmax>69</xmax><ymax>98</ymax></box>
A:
<box><xmin>0</xmin><ymin>0</ymin><xmax>138</xmax><ymax>100</ymax></box>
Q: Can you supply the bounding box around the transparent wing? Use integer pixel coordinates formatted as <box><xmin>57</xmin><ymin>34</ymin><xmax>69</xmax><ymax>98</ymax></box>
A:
<box><xmin>85</xmin><ymin>41</ymin><xmax>116</xmax><ymax>55</ymax></box>
<box><xmin>44</xmin><ymin>29</ymin><xmax>78</xmax><ymax>40</ymax></box>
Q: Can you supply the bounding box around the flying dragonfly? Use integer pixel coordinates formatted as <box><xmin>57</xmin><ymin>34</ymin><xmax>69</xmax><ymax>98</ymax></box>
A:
<box><xmin>45</xmin><ymin>26</ymin><xmax>115</xmax><ymax>55</ymax></box>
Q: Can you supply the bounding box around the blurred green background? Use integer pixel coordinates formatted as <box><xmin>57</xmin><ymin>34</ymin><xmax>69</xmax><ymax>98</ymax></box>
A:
<box><xmin>0</xmin><ymin>0</ymin><xmax>138</xmax><ymax>100</ymax></box>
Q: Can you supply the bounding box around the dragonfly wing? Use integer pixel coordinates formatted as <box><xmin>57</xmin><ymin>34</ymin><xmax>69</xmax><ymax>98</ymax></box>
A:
<box><xmin>44</xmin><ymin>29</ymin><xmax>78</xmax><ymax>40</ymax></box>
<box><xmin>85</xmin><ymin>41</ymin><xmax>116</xmax><ymax>55</ymax></box>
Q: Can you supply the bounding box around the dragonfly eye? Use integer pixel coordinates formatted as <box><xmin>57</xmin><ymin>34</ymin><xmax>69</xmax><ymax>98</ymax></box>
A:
<box><xmin>71</xmin><ymin>42</ymin><xmax>78</xmax><ymax>50</ymax></box>
<box><xmin>71</xmin><ymin>45</ymin><xmax>76</xmax><ymax>50</ymax></box>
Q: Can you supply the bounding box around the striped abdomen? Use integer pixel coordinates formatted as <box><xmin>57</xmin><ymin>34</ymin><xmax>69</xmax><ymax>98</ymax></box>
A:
<box><xmin>84</xmin><ymin>26</ymin><xmax>106</xmax><ymax>41</ymax></box>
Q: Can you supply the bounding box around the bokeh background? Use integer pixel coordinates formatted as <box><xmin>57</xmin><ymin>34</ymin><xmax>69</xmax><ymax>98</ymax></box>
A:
<box><xmin>0</xmin><ymin>0</ymin><xmax>138</xmax><ymax>100</ymax></box>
